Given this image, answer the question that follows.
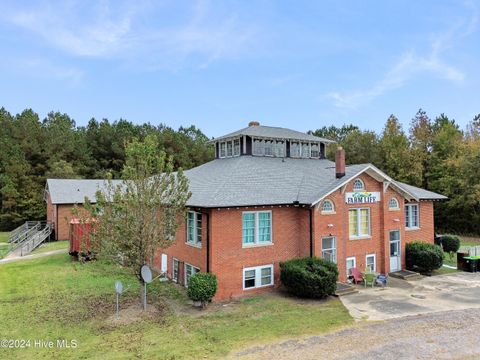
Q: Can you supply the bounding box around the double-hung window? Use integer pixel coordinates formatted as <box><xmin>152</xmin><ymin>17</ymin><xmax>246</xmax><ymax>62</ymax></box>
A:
<box><xmin>405</xmin><ymin>204</ymin><xmax>419</xmax><ymax>228</ymax></box>
<box><xmin>242</xmin><ymin>211</ymin><xmax>272</xmax><ymax>246</ymax></box>
<box><xmin>187</xmin><ymin>211</ymin><xmax>202</xmax><ymax>246</ymax></box>
<box><xmin>349</xmin><ymin>208</ymin><xmax>370</xmax><ymax>238</ymax></box>
<box><xmin>219</xmin><ymin>139</ymin><xmax>241</xmax><ymax>158</ymax></box>
<box><xmin>321</xmin><ymin>237</ymin><xmax>336</xmax><ymax>263</ymax></box>
<box><xmin>243</xmin><ymin>264</ymin><xmax>273</xmax><ymax>289</ymax></box>
<box><xmin>366</xmin><ymin>254</ymin><xmax>376</xmax><ymax>272</ymax></box>
<box><xmin>185</xmin><ymin>263</ymin><xmax>200</xmax><ymax>286</ymax></box>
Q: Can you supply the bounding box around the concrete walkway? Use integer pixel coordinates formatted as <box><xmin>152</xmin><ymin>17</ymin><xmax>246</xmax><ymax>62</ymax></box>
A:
<box><xmin>0</xmin><ymin>249</ymin><xmax>68</xmax><ymax>264</ymax></box>
<box><xmin>340</xmin><ymin>272</ymin><xmax>480</xmax><ymax>321</ymax></box>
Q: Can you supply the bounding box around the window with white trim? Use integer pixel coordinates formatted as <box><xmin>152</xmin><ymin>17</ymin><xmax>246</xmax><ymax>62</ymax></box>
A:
<box><xmin>253</xmin><ymin>138</ymin><xmax>285</xmax><ymax>157</ymax></box>
<box><xmin>219</xmin><ymin>139</ymin><xmax>241</xmax><ymax>158</ymax></box>
<box><xmin>242</xmin><ymin>211</ymin><xmax>272</xmax><ymax>246</ymax></box>
<box><xmin>349</xmin><ymin>208</ymin><xmax>370</xmax><ymax>238</ymax></box>
<box><xmin>389</xmin><ymin>197</ymin><xmax>400</xmax><ymax>210</ymax></box>
<box><xmin>353</xmin><ymin>179</ymin><xmax>365</xmax><ymax>191</ymax></box>
<box><xmin>184</xmin><ymin>263</ymin><xmax>200</xmax><ymax>286</ymax></box>
<box><xmin>322</xmin><ymin>199</ymin><xmax>335</xmax><ymax>213</ymax></box>
<box><xmin>346</xmin><ymin>257</ymin><xmax>356</xmax><ymax>276</ymax></box>
<box><xmin>172</xmin><ymin>258</ymin><xmax>179</xmax><ymax>283</ymax></box>
<box><xmin>366</xmin><ymin>254</ymin><xmax>376</xmax><ymax>272</ymax></box>
<box><xmin>321</xmin><ymin>237</ymin><xmax>336</xmax><ymax>263</ymax></box>
<box><xmin>290</xmin><ymin>142</ymin><xmax>300</xmax><ymax>157</ymax></box>
<box><xmin>187</xmin><ymin>211</ymin><xmax>202</xmax><ymax>246</ymax></box>
<box><xmin>311</xmin><ymin>143</ymin><xmax>320</xmax><ymax>158</ymax></box>
<box><xmin>243</xmin><ymin>264</ymin><xmax>273</xmax><ymax>289</ymax></box>
<box><xmin>405</xmin><ymin>204</ymin><xmax>419</xmax><ymax>228</ymax></box>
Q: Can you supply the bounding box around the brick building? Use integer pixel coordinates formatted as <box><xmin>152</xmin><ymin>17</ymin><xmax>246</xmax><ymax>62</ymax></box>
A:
<box><xmin>45</xmin><ymin>122</ymin><xmax>445</xmax><ymax>300</ymax></box>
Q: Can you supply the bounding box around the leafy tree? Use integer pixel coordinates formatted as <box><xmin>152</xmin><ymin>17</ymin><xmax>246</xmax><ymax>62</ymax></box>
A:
<box><xmin>378</xmin><ymin>115</ymin><xmax>413</xmax><ymax>182</ymax></box>
<box><xmin>409</xmin><ymin>109</ymin><xmax>433</xmax><ymax>188</ymax></box>
<box><xmin>83</xmin><ymin>135</ymin><xmax>191</xmax><ymax>306</ymax></box>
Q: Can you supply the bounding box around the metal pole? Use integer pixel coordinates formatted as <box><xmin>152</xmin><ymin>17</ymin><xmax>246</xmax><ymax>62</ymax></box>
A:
<box><xmin>144</xmin><ymin>283</ymin><xmax>147</xmax><ymax>311</ymax></box>
<box><xmin>116</xmin><ymin>293</ymin><xmax>119</xmax><ymax>318</ymax></box>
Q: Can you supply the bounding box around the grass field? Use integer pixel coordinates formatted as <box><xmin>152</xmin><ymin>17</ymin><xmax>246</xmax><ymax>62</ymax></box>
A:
<box><xmin>0</xmin><ymin>254</ymin><xmax>353</xmax><ymax>359</ymax></box>
<box><xmin>30</xmin><ymin>240</ymin><xmax>69</xmax><ymax>254</ymax></box>
<box><xmin>0</xmin><ymin>232</ymin><xmax>10</xmax><ymax>258</ymax></box>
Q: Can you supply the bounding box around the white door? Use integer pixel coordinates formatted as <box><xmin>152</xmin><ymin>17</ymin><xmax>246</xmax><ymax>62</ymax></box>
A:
<box><xmin>389</xmin><ymin>231</ymin><xmax>401</xmax><ymax>272</ymax></box>
<box><xmin>161</xmin><ymin>253</ymin><xmax>168</xmax><ymax>273</ymax></box>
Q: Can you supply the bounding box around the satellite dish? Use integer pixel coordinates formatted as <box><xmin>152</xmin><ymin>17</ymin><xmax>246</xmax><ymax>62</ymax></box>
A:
<box><xmin>115</xmin><ymin>280</ymin><xmax>123</xmax><ymax>294</ymax></box>
<box><xmin>141</xmin><ymin>265</ymin><xmax>153</xmax><ymax>283</ymax></box>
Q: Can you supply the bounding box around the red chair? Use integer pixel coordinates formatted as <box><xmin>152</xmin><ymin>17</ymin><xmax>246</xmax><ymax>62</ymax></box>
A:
<box><xmin>350</xmin><ymin>267</ymin><xmax>364</xmax><ymax>285</ymax></box>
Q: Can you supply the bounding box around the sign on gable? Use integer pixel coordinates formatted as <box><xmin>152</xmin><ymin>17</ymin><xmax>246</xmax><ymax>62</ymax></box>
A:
<box><xmin>345</xmin><ymin>192</ymin><xmax>381</xmax><ymax>204</ymax></box>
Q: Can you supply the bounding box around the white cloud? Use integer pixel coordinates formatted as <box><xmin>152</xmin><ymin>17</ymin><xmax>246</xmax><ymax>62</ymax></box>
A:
<box><xmin>0</xmin><ymin>0</ymin><xmax>259</xmax><ymax>69</ymax></box>
<box><xmin>325</xmin><ymin>1</ymin><xmax>477</xmax><ymax>110</ymax></box>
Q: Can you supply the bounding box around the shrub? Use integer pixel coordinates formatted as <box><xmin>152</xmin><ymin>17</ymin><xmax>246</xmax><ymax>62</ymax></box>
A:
<box><xmin>280</xmin><ymin>257</ymin><xmax>338</xmax><ymax>299</ymax></box>
<box><xmin>406</xmin><ymin>241</ymin><xmax>443</xmax><ymax>274</ymax></box>
<box><xmin>441</xmin><ymin>235</ymin><xmax>461</xmax><ymax>254</ymax></box>
<box><xmin>187</xmin><ymin>273</ymin><xmax>217</xmax><ymax>306</ymax></box>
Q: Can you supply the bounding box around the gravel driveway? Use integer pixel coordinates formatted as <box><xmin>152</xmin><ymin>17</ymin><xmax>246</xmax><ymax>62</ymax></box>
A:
<box><xmin>231</xmin><ymin>308</ymin><xmax>480</xmax><ymax>359</ymax></box>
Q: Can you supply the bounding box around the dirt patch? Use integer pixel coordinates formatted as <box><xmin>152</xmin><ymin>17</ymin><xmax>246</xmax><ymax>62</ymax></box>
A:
<box><xmin>106</xmin><ymin>303</ymin><xmax>163</xmax><ymax>326</ymax></box>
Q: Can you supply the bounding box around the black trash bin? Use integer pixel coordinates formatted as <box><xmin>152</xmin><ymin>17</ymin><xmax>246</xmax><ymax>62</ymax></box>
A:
<box><xmin>463</xmin><ymin>257</ymin><xmax>478</xmax><ymax>273</ymax></box>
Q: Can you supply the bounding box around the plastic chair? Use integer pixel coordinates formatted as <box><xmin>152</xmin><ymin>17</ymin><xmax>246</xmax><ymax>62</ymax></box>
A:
<box><xmin>364</xmin><ymin>272</ymin><xmax>376</xmax><ymax>288</ymax></box>
<box><xmin>350</xmin><ymin>267</ymin><xmax>364</xmax><ymax>284</ymax></box>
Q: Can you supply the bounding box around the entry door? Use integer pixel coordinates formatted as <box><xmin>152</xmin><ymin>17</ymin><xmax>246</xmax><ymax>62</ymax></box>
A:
<box><xmin>161</xmin><ymin>253</ymin><xmax>168</xmax><ymax>273</ymax></box>
<box><xmin>389</xmin><ymin>231</ymin><xmax>401</xmax><ymax>272</ymax></box>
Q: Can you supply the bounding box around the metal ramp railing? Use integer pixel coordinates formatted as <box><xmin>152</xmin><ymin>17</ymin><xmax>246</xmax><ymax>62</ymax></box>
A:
<box><xmin>6</xmin><ymin>221</ymin><xmax>53</xmax><ymax>257</ymax></box>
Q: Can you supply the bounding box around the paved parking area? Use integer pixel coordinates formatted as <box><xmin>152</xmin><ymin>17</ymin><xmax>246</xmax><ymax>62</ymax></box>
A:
<box><xmin>340</xmin><ymin>272</ymin><xmax>480</xmax><ymax>321</ymax></box>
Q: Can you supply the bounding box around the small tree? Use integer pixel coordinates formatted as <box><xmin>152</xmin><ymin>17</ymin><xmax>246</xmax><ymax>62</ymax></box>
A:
<box><xmin>187</xmin><ymin>273</ymin><xmax>218</xmax><ymax>307</ymax></box>
<box><xmin>84</xmin><ymin>135</ymin><xmax>191</xmax><ymax>306</ymax></box>
<box><xmin>441</xmin><ymin>235</ymin><xmax>461</xmax><ymax>261</ymax></box>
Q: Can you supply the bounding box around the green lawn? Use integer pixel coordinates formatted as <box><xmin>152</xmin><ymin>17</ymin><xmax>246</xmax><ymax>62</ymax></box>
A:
<box><xmin>0</xmin><ymin>232</ymin><xmax>10</xmax><ymax>258</ymax></box>
<box><xmin>30</xmin><ymin>240</ymin><xmax>69</xmax><ymax>254</ymax></box>
<box><xmin>0</xmin><ymin>254</ymin><xmax>353</xmax><ymax>359</ymax></box>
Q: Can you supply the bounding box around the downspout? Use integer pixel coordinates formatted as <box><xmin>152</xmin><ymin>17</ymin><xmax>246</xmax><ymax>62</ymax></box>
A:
<box><xmin>206</xmin><ymin>211</ymin><xmax>210</xmax><ymax>273</ymax></box>
<box><xmin>309</xmin><ymin>208</ymin><xmax>313</xmax><ymax>257</ymax></box>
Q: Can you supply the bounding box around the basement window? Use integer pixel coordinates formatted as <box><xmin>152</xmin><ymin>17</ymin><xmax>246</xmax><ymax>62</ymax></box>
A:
<box><xmin>184</xmin><ymin>263</ymin><xmax>200</xmax><ymax>287</ymax></box>
<box><xmin>243</xmin><ymin>264</ymin><xmax>273</xmax><ymax>289</ymax></box>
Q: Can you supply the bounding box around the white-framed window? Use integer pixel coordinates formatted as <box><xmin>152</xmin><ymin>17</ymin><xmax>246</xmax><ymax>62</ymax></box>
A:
<box><xmin>321</xmin><ymin>237</ymin><xmax>336</xmax><ymax>263</ymax></box>
<box><xmin>219</xmin><ymin>139</ymin><xmax>241</xmax><ymax>158</ymax></box>
<box><xmin>253</xmin><ymin>138</ymin><xmax>285</xmax><ymax>157</ymax></box>
<box><xmin>242</xmin><ymin>211</ymin><xmax>272</xmax><ymax>246</ymax></box>
<box><xmin>219</xmin><ymin>142</ymin><xmax>226</xmax><ymax>158</ymax></box>
<box><xmin>366</xmin><ymin>254</ymin><xmax>376</xmax><ymax>272</ymax></box>
<box><xmin>187</xmin><ymin>211</ymin><xmax>202</xmax><ymax>246</ymax></box>
<box><xmin>243</xmin><ymin>264</ymin><xmax>274</xmax><ymax>289</ymax></box>
<box><xmin>405</xmin><ymin>204</ymin><xmax>419</xmax><ymax>228</ymax></box>
<box><xmin>321</xmin><ymin>199</ymin><xmax>335</xmax><ymax>213</ymax></box>
<box><xmin>233</xmin><ymin>139</ymin><xmax>240</xmax><ymax>156</ymax></box>
<box><xmin>290</xmin><ymin>142</ymin><xmax>301</xmax><ymax>157</ymax></box>
<box><xmin>301</xmin><ymin>143</ymin><xmax>310</xmax><ymax>158</ymax></box>
<box><xmin>353</xmin><ymin>179</ymin><xmax>365</xmax><ymax>191</ymax></box>
<box><xmin>346</xmin><ymin>257</ymin><xmax>356</xmax><ymax>276</ymax></box>
<box><xmin>349</xmin><ymin>208</ymin><xmax>370</xmax><ymax>238</ymax></box>
<box><xmin>184</xmin><ymin>263</ymin><xmax>200</xmax><ymax>287</ymax></box>
<box><xmin>389</xmin><ymin>197</ymin><xmax>400</xmax><ymax>210</ymax></box>
<box><xmin>311</xmin><ymin>143</ymin><xmax>320</xmax><ymax>158</ymax></box>
<box><xmin>172</xmin><ymin>258</ymin><xmax>179</xmax><ymax>283</ymax></box>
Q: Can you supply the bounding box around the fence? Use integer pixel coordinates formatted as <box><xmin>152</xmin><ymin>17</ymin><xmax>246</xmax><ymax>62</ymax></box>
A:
<box><xmin>459</xmin><ymin>246</ymin><xmax>480</xmax><ymax>256</ymax></box>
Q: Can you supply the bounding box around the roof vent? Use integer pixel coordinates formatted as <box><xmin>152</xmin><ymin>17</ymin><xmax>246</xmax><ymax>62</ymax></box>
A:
<box><xmin>248</xmin><ymin>121</ymin><xmax>260</xmax><ymax>127</ymax></box>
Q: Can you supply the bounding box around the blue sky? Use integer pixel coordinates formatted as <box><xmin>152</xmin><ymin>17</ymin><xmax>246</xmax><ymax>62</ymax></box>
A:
<box><xmin>0</xmin><ymin>0</ymin><xmax>478</xmax><ymax>138</ymax></box>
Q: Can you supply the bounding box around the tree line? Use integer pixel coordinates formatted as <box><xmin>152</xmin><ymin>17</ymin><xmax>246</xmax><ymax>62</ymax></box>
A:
<box><xmin>0</xmin><ymin>108</ymin><xmax>213</xmax><ymax>230</ymax></box>
<box><xmin>312</xmin><ymin>109</ymin><xmax>480</xmax><ymax>235</ymax></box>
<box><xmin>1</xmin><ymin>106</ymin><xmax>479</xmax><ymax>235</ymax></box>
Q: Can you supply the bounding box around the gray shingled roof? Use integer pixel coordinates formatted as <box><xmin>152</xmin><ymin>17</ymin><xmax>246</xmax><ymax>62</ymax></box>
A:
<box><xmin>46</xmin><ymin>179</ymin><xmax>123</xmax><ymax>204</ymax></box>
<box><xmin>46</xmin><ymin>157</ymin><xmax>446</xmax><ymax>207</ymax></box>
<box><xmin>211</xmin><ymin>125</ymin><xmax>335</xmax><ymax>143</ymax></box>
<box><xmin>395</xmin><ymin>181</ymin><xmax>448</xmax><ymax>200</ymax></box>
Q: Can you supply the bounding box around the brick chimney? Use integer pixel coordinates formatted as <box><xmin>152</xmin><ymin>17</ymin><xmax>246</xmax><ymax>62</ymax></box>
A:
<box><xmin>248</xmin><ymin>121</ymin><xmax>260</xmax><ymax>127</ymax></box>
<box><xmin>335</xmin><ymin>147</ymin><xmax>345</xmax><ymax>178</ymax></box>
